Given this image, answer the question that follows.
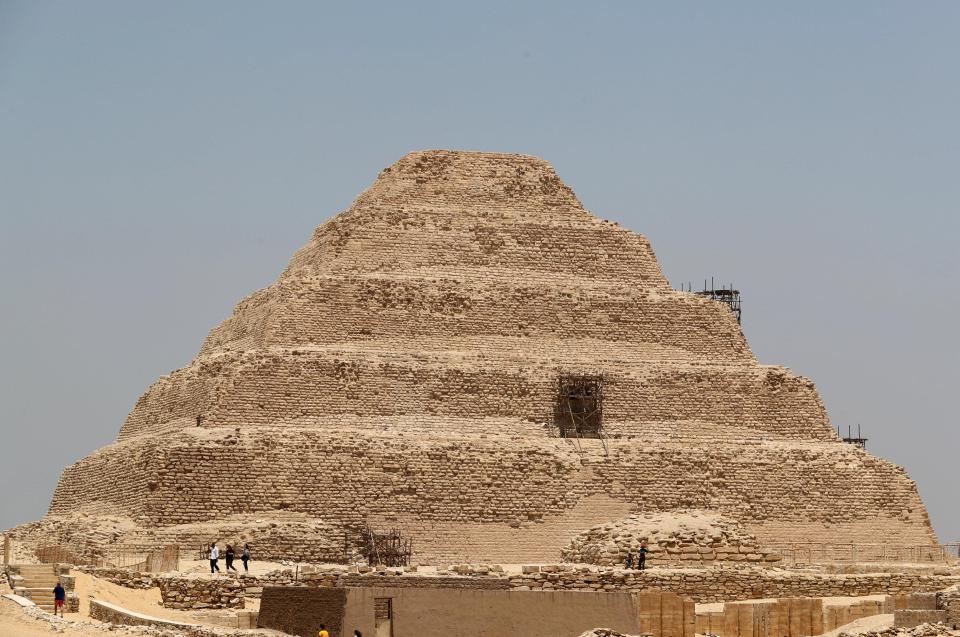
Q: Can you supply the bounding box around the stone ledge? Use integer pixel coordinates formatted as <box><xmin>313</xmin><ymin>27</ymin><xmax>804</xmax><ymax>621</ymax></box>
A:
<box><xmin>893</xmin><ymin>609</ymin><xmax>949</xmax><ymax>629</ymax></box>
<box><xmin>2</xmin><ymin>593</ymin><xmax>36</xmax><ymax>607</ymax></box>
<box><xmin>90</xmin><ymin>598</ymin><xmax>197</xmax><ymax>629</ymax></box>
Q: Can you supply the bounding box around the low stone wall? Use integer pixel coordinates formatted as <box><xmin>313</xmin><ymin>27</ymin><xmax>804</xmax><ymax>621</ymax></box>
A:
<box><xmin>937</xmin><ymin>585</ymin><xmax>960</xmax><ymax>628</ymax></box>
<box><xmin>89</xmin><ymin>599</ymin><xmax>260</xmax><ymax>636</ymax></box>
<box><xmin>893</xmin><ymin>609</ymin><xmax>949</xmax><ymax>628</ymax></box>
<box><xmin>90</xmin><ymin>598</ymin><xmax>196</xmax><ymax>628</ymax></box>
<box><xmin>149</xmin><ymin>564</ymin><xmax>960</xmax><ymax>608</ymax></box>
<box><xmin>156</xmin><ymin>576</ymin><xmax>245</xmax><ymax>609</ymax></box>
<box><xmin>65</xmin><ymin>591</ymin><xmax>80</xmax><ymax>612</ymax></box>
<box><xmin>339</xmin><ymin>574</ymin><xmax>511</xmax><ymax>590</ymax></box>
<box><xmin>507</xmin><ymin>565</ymin><xmax>960</xmax><ymax>603</ymax></box>
<box><xmin>892</xmin><ymin>593</ymin><xmax>938</xmax><ymax>610</ymax></box>
<box><xmin>76</xmin><ymin>566</ymin><xmax>156</xmax><ymax>589</ymax></box>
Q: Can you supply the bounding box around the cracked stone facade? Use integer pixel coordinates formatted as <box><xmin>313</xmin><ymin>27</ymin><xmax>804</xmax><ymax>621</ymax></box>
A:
<box><xmin>13</xmin><ymin>150</ymin><xmax>938</xmax><ymax>563</ymax></box>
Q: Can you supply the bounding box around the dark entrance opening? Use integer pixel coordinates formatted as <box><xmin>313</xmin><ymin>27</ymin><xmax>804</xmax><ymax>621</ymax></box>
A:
<box><xmin>555</xmin><ymin>374</ymin><xmax>604</xmax><ymax>439</ymax></box>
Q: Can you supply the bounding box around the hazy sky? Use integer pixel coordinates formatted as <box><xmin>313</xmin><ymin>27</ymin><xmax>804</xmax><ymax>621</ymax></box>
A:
<box><xmin>1</xmin><ymin>2</ymin><xmax>957</xmax><ymax>544</ymax></box>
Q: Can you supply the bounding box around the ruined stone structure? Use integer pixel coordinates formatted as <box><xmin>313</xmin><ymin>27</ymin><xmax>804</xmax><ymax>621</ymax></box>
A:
<box><xmin>560</xmin><ymin>511</ymin><xmax>780</xmax><ymax>567</ymax></box>
<box><xmin>19</xmin><ymin>150</ymin><xmax>938</xmax><ymax>563</ymax></box>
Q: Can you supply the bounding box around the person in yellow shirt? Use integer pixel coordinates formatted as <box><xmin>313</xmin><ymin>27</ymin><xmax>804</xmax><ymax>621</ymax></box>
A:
<box><xmin>318</xmin><ymin>624</ymin><xmax>329</xmax><ymax>637</ymax></box>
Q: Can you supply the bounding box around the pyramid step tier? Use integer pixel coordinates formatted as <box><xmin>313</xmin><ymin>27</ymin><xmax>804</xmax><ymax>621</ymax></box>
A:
<box><xmin>119</xmin><ymin>353</ymin><xmax>832</xmax><ymax>442</ymax></box>
<box><xmin>47</xmin><ymin>427</ymin><xmax>935</xmax><ymax>563</ymax></box>
<box><xmin>198</xmin><ymin>274</ymin><xmax>747</xmax><ymax>360</ymax></box>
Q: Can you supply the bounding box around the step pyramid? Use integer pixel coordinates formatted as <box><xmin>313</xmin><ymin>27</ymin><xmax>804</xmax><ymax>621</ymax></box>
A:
<box><xmin>16</xmin><ymin>151</ymin><xmax>937</xmax><ymax>563</ymax></box>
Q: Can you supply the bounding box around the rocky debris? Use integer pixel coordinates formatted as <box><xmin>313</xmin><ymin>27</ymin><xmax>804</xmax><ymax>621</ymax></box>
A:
<box><xmin>20</xmin><ymin>602</ymin><xmax>264</xmax><ymax>636</ymax></box>
<box><xmin>842</xmin><ymin>622</ymin><xmax>960</xmax><ymax>637</ymax></box>
<box><xmin>561</xmin><ymin>510</ymin><xmax>781</xmax><ymax>567</ymax></box>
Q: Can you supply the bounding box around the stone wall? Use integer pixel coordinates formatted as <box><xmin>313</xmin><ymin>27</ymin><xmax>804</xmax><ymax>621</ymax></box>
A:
<box><xmin>76</xmin><ymin>566</ymin><xmax>156</xmax><ymax>589</ymax></box>
<box><xmin>148</xmin><ymin>565</ymin><xmax>960</xmax><ymax>607</ymax></box>
<box><xmin>938</xmin><ymin>586</ymin><xmax>960</xmax><ymax>628</ymax></box>
<box><xmin>118</xmin><ymin>353</ymin><xmax>836</xmax><ymax>443</ymax></box>
<box><xmin>698</xmin><ymin>595</ymin><xmax>904</xmax><ymax>637</ymax></box>
<box><xmin>89</xmin><ymin>599</ymin><xmax>259</xmax><ymax>636</ymax></box>
<box><xmin>258</xmin><ymin>586</ymin><xmax>346</xmax><ymax>637</ymax></box>
<box><xmin>893</xmin><ymin>609</ymin><xmax>949</xmax><ymax>628</ymax></box>
<box><xmin>39</xmin><ymin>425</ymin><xmax>935</xmax><ymax>563</ymax></box>
<box><xmin>561</xmin><ymin>511</ymin><xmax>781</xmax><ymax>567</ymax></box>
<box><xmin>505</xmin><ymin>565</ymin><xmax>959</xmax><ymax>603</ymax></box>
<box><xmin>29</xmin><ymin>149</ymin><xmax>939</xmax><ymax>565</ymax></box>
<box><xmin>90</xmin><ymin>598</ymin><xmax>195</xmax><ymax>628</ymax></box>
<box><xmin>156</xmin><ymin>576</ymin><xmax>245</xmax><ymax>610</ymax></box>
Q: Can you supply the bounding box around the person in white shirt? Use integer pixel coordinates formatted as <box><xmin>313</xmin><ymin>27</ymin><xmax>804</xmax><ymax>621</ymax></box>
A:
<box><xmin>209</xmin><ymin>542</ymin><xmax>221</xmax><ymax>573</ymax></box>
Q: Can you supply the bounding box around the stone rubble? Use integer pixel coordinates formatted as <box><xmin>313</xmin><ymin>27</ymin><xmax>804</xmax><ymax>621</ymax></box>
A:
<box><xmin>561</xmin><ymin>510</ymin><xmax>781</xmax><ymax>567</ymax></box>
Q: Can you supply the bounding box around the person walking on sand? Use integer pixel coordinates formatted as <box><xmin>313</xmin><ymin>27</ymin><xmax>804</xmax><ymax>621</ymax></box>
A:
<box><xmin>53</xmin><ymin>582</ymin><xmax>66</xmax><ymax>616</ymax></box>
<box><xmin>209</xmin><ymin>542</ymin><xmax>221</xmax><ymax>573</ymax></box>
<box><xmin>225</xmin><ymin>544</ymin><xmax>238</xmax><ymax>572</ymax></box>
<box><xmin>241</xmin><ymin>543</ymin><xmax>251</xmax><ymax>573</ymax></box>
<box><xmin>638</xmin><ymin>542</ymin><xmax>648</xmax><ymax>570</ymax></box>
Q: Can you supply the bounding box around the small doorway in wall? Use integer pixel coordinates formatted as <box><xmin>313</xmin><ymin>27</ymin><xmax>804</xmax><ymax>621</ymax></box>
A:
<box><xmin>554</xmin><ymin>374</ymin><xmax>604</xmax><ymax>439</ymax></box>
<box><xmin>374</xmin><ymin>597</ymin><xmax>393</xmax><ymax>637</ymax></box>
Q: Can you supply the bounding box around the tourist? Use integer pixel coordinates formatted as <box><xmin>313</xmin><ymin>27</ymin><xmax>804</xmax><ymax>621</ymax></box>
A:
<box><xmin>318</xmin><ymin>624</ymin><xmax>330</xmax><ymax>637</ymax></box>
<box><xmin>241</xmin><ymin>543</ymin><xmax>251</xmax><ymax>572</ymax></box>
<box><xmin>225</xmin><ymin>544</ymin><xmax>238</xmax><ymax>572</ymax></box>
<box><xmin>624</xmin><ymin>551</ymin><xmax>633</xmax><ymax>569</ymax></box>
<box><xmin>353</xmin><ymin>631</ymin><xmax>362</xmax><ymax>637</ymax></box>
<box><xmin>53</xmin><ymin>582</ymin><xmax>66</xmax><ymax>616</ymax></box>
<box><xmin>209</xmin><ymin>542</ymin><xmax>221</xmax><ymax>573</ymax></box>
<box><xmin>638</xmin><ymin>542</ymin><xmax>648</xmax><ymax>570</ymax></box>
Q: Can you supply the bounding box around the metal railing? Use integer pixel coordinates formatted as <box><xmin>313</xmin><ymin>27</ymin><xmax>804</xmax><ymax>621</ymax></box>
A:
<box><xmin>35</xmin><ymin>544</ymin><xmax>153</xmax><ymax>569</ymax></box>
<box><xmin>769</xmin><ymin>542</ymin><xmax>958</xmax><ymax>565</ymax></box>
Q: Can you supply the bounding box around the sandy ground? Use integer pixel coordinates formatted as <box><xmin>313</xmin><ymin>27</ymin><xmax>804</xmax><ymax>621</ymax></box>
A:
<box><xmin>0</xmin><ymin>568</ymin><xmax>263</xmax><ymax>634</ymax></box>
<box><xmin>0</xmin><ymin>597</ymin><xmax>118</xmax><ymax>637</ymax></box>
<box><xmin>72</xmin><ymin>568</ymin><xmax>264</xmax><ymax>622</ymax></box>
<box><xmin>178</xmin><ymin>558</ymin><xmax>289</xmax><ymax>577</ymax></box>
<box><xmin>820</xmin><ymin>613</ymin><xmax>894</xmax><ymax>637</ymax></box>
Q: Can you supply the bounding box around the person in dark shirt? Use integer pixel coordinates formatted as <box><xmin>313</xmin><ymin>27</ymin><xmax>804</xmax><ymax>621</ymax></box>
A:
<box><xmin>53</xmin><ymin>582</ymin><xmax>66</xmax><ymax>616</ymax></box>
<box><xmin>638</xmin><ymin>542</ymin><xmax>648</xmax><ymax>570</ymax></box>
<box><xmin>623</xmin><ymin>551</ymin><xmax>633</xmax><ymax>569</ymax></box>
<box><xmin>225</xmin><ymin>545</ymin><xmax>238</xmax><ymax>572</ymax></box>
<box><xmin>241</xmin><ymin>544</ymin><xmax>251</xmax><ymax>573</ymax></box>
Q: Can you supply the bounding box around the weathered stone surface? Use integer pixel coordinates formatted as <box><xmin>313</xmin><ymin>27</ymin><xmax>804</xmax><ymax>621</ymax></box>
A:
<box><xmin>9</xmin><ymin>150</ymin><xmax>938</xmax><ymax>563</ymax></box>
<box><xmin>561</xmin><ymin>510</ymin><xmax>779</xmax><ymax>567</ymax></box>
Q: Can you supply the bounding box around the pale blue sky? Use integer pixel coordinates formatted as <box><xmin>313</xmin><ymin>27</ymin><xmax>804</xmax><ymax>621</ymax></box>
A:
<box><xmin>1</xmin><ymin>1</ymin><xmax>958</xmax><ymax>544</ymax></box>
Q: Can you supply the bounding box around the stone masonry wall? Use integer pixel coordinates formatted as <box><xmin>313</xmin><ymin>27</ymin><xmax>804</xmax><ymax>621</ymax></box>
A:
<box><xmin>147</xmin><ymin>565</ymin><xmax>959</xmax><ymax>607</ymax></box>
<box><xmin>156</xmin><ymin>576</ymin><xmax>245</xmax><ymax>609</ymax></box>
<box><xmin>118</xmin><ymin>355</ymin><xmax>831</xmax><ymax>443</ymax></box>
<box><xmin>938</xmin><ymin>585</ymin><xmax>960</xmax><ymax>628</ymax></box>
<box><xmin>506</xmin><ymin>566</ymin><xmax>960</xmax><ymax>603</ymax></box>
<box><xmin>29</xmin><ymin>150</ymin><xmax>938</xmax><ymax>564</ymax></box>
<box><xmin>257</xmin><ymin>586</ymin><xmax>346</xmax><ymax>637</ymax></box>
<box><xmin>41</xmin><ymin>424</ymin><xmax>934</xmax><ymax>562</ymax></box>
<box><xmin>561</xmin><ymin>511</ymin><xmax>782</xmax><ymax>567</ymax></box>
